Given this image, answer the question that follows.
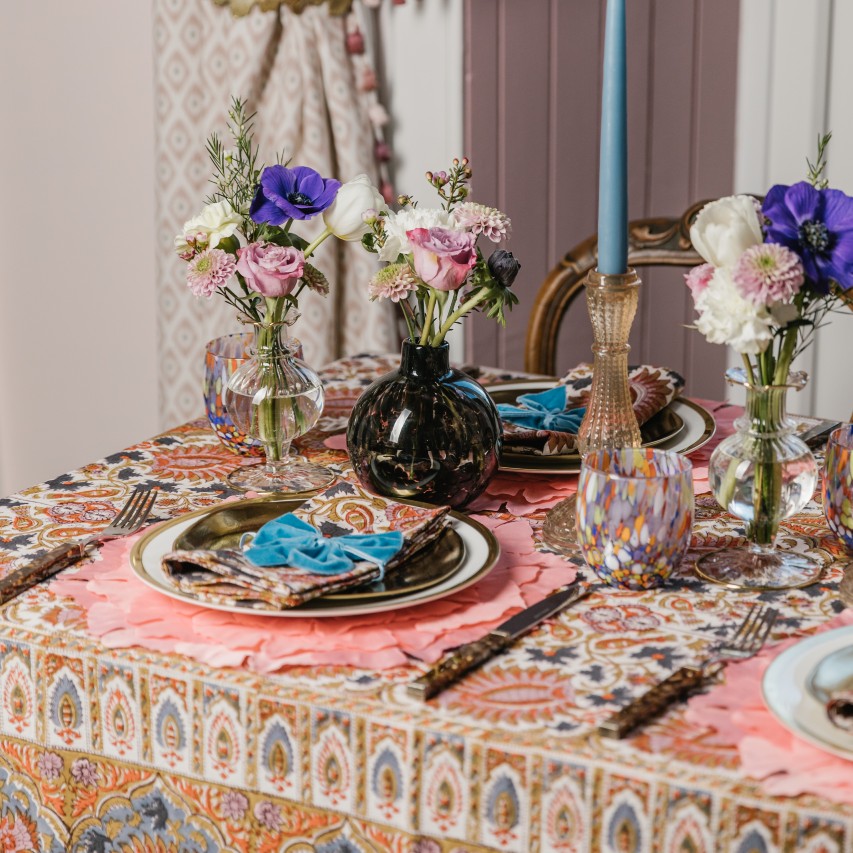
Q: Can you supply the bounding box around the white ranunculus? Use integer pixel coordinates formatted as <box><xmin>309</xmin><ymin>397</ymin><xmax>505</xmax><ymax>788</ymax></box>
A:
<box><xmin>689</xmin><ymin>195</ymin><xmax>763</xmax><ymax>269</ymax></box>
<box><xmin>178</xmin><ymin>200</ymin><xmax>242</xmax><ymax>250</ymax></box>
<box><xmin>378</xmin><ymin>207</ymin><xmax>462</xmax><ymax>262</ymax></box>
<box><xmin>694</xmin><ymin>267</ymin><xmax>773</xmax><ymax>354</ymax></box>
<box><xmin>323</xmin><ymin>174</ymin><xmax>387</xmax><ymax>241</ymax></box>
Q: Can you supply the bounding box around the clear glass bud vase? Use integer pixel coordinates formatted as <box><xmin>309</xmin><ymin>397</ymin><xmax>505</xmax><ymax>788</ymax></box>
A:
<box><xmin>696</xmin><ymin>367</ymin><xmax>820</xmax><ymax>590</ymax></box>
<box><xmin>223</xmin><ymin>322</ymin><xmax>333</xmax><ymax>494</ymax></box>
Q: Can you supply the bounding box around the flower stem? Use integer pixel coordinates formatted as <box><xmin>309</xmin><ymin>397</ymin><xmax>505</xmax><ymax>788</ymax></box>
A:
<box><xmin>741</xmin><ymin>354</ymin><xmax>756</xmax><ymax>386</ymax></box>
<box><xmin>420</xmin><ymin>290</ymin><xmax>437</xmax><ymax>345</ymax></box>
<box><xmin>303</xmin><ymin>227</ymin><xmax>333</xmax><ymax>259</ymax></box>
<box><xmin>773</xmin><ymin>325</ymin><xmax>798</xmax><ymax>386</ymax></box>
<box><xmin>433</xmin><ymin>289</ymin><xmax>491</xmax><ymax>345</ymax></box>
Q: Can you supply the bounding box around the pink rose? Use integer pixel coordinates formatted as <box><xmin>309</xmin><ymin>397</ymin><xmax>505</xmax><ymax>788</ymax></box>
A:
<box><xmin>685</xmin><ymin>263</ymin><xmax>714</xmax><ymax>301</ymax></box>
<box><xmin>236</xmin><ymin>242</ymin><xmax>304</xmax><ymax>297</ymax></box>
<box><xmin>406</xmin><ymin>227</ymin><xmax>477</xmax><ymax>292</ymax></box>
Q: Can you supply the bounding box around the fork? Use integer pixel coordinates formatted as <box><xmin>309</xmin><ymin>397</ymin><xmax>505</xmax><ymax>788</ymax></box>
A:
<box><xmin>0</xmin><ymin>486</ymin><xmax>158</xmax><ymax>606</ymax></box>
<box><xmin>598</xmin><ymin>604</ymin><xmax>778</xmax><ymax>739</ymax></box>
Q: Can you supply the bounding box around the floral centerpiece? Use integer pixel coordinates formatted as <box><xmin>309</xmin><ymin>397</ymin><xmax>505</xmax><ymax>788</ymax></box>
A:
<box><xmin>686</xmin><ymin>133</ymin><xmax>853</xmax><ymax>588</ymax></box>
<box><xmin>346</xmin><ymin>158</ymin><xmax>520</xmax><ymax>507</ymax></box>
<box><xmin>175</xmin><ymin>98</ymin><xmax>384</xmax><ymax>492</ymax></box>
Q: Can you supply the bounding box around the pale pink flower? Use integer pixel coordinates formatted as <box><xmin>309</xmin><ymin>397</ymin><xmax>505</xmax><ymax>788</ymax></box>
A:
<box><xmin>186</xmin><ymin>248</ymin><xmax>237</xmax><ymax>298</ymax></box>
<box><xmin>221</xmin><ymin>790</ymin><xmax>248</xmax><ymax>820</ymax></box>
<box><xmin>236</xmin><ymin>242</ymin><xmax>304</xmax><ymax>298</ymax></box>
<box><xmin>368</xmin><ymin>263</ymin><xmax>418</xmax><ymax>303</ymax></box>
<box><xmin>684</xmin><ymin>263</ymin><xmax>714</xmax><ymax>301</ymax></box>
<box><xmin>70</xmin><ymin>757</ymin><xmax>98</xmax><ymax>787</ymax></box>
<box><xmin>733</xmin><ymin>242</ymin><xmax>804</xmax><ymax>306</ymax></box>
<box><xmin>37</xmin><ymin>752</ymin><xmax>63</xmax><ymax>780</ymax></box>
<box><xmin>453</xmin><ymin>202</ymin><xmax>511</xmax><ymax>242</ymax></box>
<box><xmin>407</xmin><ymin>227</ymin><xmax>478</xmax><ymax>292</ymax></box>
<box><xmin>253</xmin><ymin>800</ymin><xmax>283</xmax><ymax>831</ymax></box>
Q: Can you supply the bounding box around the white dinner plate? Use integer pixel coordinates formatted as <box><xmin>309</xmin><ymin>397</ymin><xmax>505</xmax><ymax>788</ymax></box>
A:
<box><xmin>486</xmin><ymin>381</ymin><xmax>716</xmax><ymax>475</ymax></box>
<box><xmin>130</xmin><ymin>503</ymin><xmax>500</xmax><ymax>618</ymax></box>
<box><xmin>762</xmin><ymin>625</ymin><xmax>853</xmax><ymax>761</ymax></box>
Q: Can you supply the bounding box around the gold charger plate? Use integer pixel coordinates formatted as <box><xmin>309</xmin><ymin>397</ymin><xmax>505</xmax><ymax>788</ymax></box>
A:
<box><xmin>174</xmin><ymin>498</ymin><xmax>464</xmax><ymax>601</ymax></box>
<box><xmin>129</xmin><ymin>497</ymin><xmax>501</xmax><ymax>618</ymax></box>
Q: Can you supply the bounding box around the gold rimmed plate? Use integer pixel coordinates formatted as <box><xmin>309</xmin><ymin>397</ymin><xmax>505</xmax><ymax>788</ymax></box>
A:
<box><xmin>130</xmin><ymin>498</ymin><xmax>500</xmax><ymax>618</ymax></box>
<box><xmin>174</xmin><ymin>499</ymin><xmax>465</xmax><ymax>601</ymax></box>
<box><xmin>486</xmin><ymin>381</ymin><xmax>715</xmax><ymax>474</ymax></box>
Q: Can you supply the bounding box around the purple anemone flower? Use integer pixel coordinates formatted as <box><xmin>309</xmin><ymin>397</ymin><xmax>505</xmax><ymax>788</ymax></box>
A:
<box><xmin>762</xmin><ymin>181</ymin><xmax>853</xmax><ymax>292</ymax></box>
<box><xmin>250</xmin><ymin>165</ymin><xmax>341</xmax><ymax>224</ymax></box>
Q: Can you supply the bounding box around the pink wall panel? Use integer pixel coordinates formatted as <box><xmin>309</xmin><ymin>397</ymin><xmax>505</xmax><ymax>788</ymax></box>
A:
<box><xmin>465</xmin><ymin>0</ymin><xmax>740</xmax><ymax>398</ymax></box>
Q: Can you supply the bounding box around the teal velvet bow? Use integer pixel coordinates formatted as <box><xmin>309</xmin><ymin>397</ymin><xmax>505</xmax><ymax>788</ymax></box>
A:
<box><xmin>497</xmin><ymin>386</ymin><xmax>586</xmax><ymax>432</ymax></box>
<box><xmin>244</xmin><ymin>514</ymin><xmax>404</xmax><ymax>579</ymax></box>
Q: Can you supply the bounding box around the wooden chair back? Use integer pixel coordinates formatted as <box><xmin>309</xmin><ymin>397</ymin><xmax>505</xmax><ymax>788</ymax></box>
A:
<box><xmin>524</xmin><ymin>200</ymin><xmax>708</xmax><ymax>376</ymax></box>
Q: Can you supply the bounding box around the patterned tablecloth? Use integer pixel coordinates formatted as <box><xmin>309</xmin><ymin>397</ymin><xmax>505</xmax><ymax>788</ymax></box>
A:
<box><xmin>0</xmin><ymin>355</ymin><xmax>849</xmax><ymax>853</ymax></box>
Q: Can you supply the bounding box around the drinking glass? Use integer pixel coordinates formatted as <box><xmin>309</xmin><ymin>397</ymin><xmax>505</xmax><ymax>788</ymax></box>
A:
<box><xmin>824</xmin><ymin>424</ymin><xmax>853</xmax><ymax>551</ymax></box>
<box><xmin>576</xmin><ymin>448</ymin><xmax>694</xmax><ymax>589</ymax></box>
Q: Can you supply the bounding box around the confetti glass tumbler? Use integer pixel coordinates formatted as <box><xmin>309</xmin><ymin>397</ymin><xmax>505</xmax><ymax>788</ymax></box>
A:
<box><xmin>576</xmin><ymin>448</ymin><xmax>694</xmax><ymax>590</ymax></box>
<box><xmin>824</xmin><ymin>424</ymin><xmax>853</xmax><ymax>551</ymax></box>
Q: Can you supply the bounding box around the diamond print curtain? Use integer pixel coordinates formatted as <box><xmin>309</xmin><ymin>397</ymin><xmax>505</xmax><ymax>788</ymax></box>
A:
<box><xmin>154</xmin><ymin>0</ymin><xmax>394</xmax><ymax>428</ymax></box>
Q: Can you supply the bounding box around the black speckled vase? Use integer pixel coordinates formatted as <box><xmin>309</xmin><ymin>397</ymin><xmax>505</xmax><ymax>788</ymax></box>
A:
<box><xmin>346</xmin><ymin>341</ymin><xmax>502</xmax><ymax>508</ymax></box>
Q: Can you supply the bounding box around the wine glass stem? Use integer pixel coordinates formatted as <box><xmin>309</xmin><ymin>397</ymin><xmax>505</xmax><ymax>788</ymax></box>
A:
<box><xmin>263</xmin><ymin>443</ymin><xmax>292</xmax><ymax>474</ymax></box>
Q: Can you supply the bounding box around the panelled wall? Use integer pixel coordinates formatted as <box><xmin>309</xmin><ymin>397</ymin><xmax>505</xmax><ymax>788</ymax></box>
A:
<box><xmin>464</xmin><ymin>0</ymin><xmax>740</xmax><ymax>398</ymax></box>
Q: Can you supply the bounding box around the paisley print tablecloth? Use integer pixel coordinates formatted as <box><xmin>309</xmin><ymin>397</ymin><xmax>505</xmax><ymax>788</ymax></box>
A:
<box><xmin>0</xmin><ymin>354</ymin><xmax>850</xmax><ymax>852</ymax></box>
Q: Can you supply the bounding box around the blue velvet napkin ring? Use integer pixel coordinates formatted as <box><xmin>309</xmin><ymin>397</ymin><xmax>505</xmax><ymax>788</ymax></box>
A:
<box><xmin>497</xmin><ymin>385</ymin><xmax>586</xmax><ymax>432</ymax></box>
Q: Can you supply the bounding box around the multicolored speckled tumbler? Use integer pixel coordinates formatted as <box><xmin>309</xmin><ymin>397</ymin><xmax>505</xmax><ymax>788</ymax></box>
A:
<box><xmin>824</xmin><ymin>425</ymin><xmax>853</xmax><ymax>551</ymax></box>
<box><xmin>576</xmin><ymin>448</ymin><xmax>694</xmax><ymax>590</ymax></box>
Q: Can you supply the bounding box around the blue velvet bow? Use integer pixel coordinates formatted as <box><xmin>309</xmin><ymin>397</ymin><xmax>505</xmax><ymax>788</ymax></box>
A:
<box><xmin>497</xmin><ymin>386</ymin><xmax>586</xmax><ymax>432</ymax></box>
<box><xmin>243</xmin><ymin>514</ymin><xmax>404</xmax><ymax>580</ymax></box>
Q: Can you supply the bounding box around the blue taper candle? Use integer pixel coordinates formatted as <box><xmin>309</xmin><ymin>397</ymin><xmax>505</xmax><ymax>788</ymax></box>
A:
<box><xmin>597</xmin><ymin>0</ymin><xmax>628</xmax><ymax>275</ymax></box>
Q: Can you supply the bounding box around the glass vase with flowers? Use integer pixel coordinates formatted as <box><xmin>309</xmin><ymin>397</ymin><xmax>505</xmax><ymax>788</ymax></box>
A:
<box><xmin>686</xmin><ymin>134</ymin><xmax>853</xmax><ymax>589</ymax></box>
<box><xmin>175</xmin><ymin>97</ymin><xmax>385</xmax><ymax>493</ymax></box>
<box><xmin>346</xmin><ymin>158</ymin><xmax>520</xmax><ymax>508</ymax></box>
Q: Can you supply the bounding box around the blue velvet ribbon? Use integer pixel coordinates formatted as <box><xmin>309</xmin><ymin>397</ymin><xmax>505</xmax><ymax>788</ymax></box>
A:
<box><xmin>244</xmin><ymin>514</ymin><xmax>404</xmax><ymax>581</ymax></box>
<box><xmin>497</xmin><ymin>386</ymin><xmax>586</xmax><ymax>432</ymax></box>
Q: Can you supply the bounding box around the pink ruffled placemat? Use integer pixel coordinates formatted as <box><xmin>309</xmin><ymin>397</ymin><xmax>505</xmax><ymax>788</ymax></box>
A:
<box><xmin>50</xmin><ymin>513</ymin><xmax>577</xmax><ymax>672</ymax></box>
<box><xmin>685</xmin><ymin>608</ymin><xmax>853</xmax><ymax>806</ymax></box>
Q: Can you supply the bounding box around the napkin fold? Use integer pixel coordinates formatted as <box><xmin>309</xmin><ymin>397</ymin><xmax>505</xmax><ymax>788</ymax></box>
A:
<box><xmin>161</xmin><ymin>481</ymin><xmax>449</xmax><ymax>610</ymax></box>
<box><xmin>827</xmin><ymin>690</ymin><xmax>853</xmax><ymax>732</ymax></box>
<box><xmin>501</xmin><ymin>363</ymin><xmax>685</xmax><ymax>456</ymax></box>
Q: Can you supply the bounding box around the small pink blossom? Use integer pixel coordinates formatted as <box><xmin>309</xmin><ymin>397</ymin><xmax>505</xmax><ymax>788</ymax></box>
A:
<box><xmin>236</xmin><ymin>242</ymin><xmax>304</xmax><ymax>298</ymax></box>
<box><xmin>346</xmin><ymin>29</ymin><xmax>365</xmax><ymax>54</ymax></box>
<box><xmin>368</xmin><ymin>103</ymin><xmax>389</xmax><ymax>127</ymax></box>
<box><xmin>37</xmin><ymin>752</ymin><xmax>63</xmax><ymax>780</ymax></box>
<box><xmin>369</xmin><ymin>263</ymin><xmax>418</xmax><ymax>303</ymax></box>
<box><xmin>453</xmin><ymin>202</ymin><xmax>511</xmax><ymax>242</ymax></box>
<box><xmin>407</xmin><ymin>227</ymin><xmax>477</xmax><ymax>292</ymax></box>
<box><xmin>186</xmin><ymin>248</ymin><xmax>237</xmax><ymax>297</ymax></box>
<box><xmin>733</xmin><ymin>242</ymin><xmax>805</xmax><ymax>306</ymax></box>
<box><xmin>70</xmin><ymin>757</ymin><xmax>98</xmax><ymax>787</ymax></box>
<box><xmin>221</xmin><ymin>790</ymin><xmax>248</xmax><ymax>820</ymax></box>
<box><xmin>253</xmin><ymin>800</ymin><xmax>283</xmax><ymax>831</ymax></box>
<box><xmin>685</xmin><ymin>263</ymin><xmax>714</xmax><ymax>301</ymax></box>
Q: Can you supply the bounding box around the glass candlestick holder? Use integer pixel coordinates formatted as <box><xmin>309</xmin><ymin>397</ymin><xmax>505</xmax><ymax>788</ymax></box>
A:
<box><xmin>576</xmin><ymin>268</ymin><xmax>642</xmax><ymax>456</ymax></box>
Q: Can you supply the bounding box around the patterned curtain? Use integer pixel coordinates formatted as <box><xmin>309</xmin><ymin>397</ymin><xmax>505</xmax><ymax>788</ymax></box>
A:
<box><xmin>154</xmin><ymin>0</ymin><xmax>395</xmax><ymax>428</ymax></box>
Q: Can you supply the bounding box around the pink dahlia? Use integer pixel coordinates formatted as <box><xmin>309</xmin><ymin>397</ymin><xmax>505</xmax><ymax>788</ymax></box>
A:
<box><xmin>684</xmin><ymin>263</ymin><xmax>714</xmax><ymax>301</ymax></box>
<box><xmin>368</xmin><ymin>263</ymin><xmax>419</xmax><ymax>302</ymax></box>
<box><xmin>453</xmin><ymin>202</ymin><xmax>511</xmax><ymax>242</ymax></box>
<box><xmin>186</xmin><ymin>248</ymin><xmax>237</xmax><ymax>297</ymax></box>
<box><xmin>733</xmin><ymin>243</ymin><xmax>804</xmax><ymax>306</ymax></box>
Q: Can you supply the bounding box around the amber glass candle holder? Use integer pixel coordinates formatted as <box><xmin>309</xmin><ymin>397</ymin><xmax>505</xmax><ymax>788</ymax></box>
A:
<box><xmin>577</xmin><ymin>268</ymin><xmax>642</xmax><ymax>455</ymax></box>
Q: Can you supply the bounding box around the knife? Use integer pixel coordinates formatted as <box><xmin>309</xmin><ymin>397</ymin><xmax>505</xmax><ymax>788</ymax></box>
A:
<box><xmin>407</xmin><ymin>582</ymin><xmax>592</xmax><ymax>700</ymax></box>
<box><xmin>799</xmin><ymin>419</ymin><xmax>842</xmax><ymax>449</ymax></box>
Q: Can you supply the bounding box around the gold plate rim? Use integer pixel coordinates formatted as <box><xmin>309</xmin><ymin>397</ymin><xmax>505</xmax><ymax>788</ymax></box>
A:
<box><xmin>129</xmin><ymin>496</ymin><xmax>501</xmax><ymax>617</ymax></box>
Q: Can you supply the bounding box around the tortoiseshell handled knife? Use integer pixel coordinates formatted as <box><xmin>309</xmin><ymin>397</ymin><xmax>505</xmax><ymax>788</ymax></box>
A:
<box><xmin>407</xmin><ymin>582</ymin><xmax>592</xmax><ymax>700</ymax></box>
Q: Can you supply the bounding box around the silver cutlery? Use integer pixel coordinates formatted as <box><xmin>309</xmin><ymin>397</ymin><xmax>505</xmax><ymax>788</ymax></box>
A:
<box><xmin>598</xmin><ymin>604</ymin><xmax>778</xmax><ymax>739</ymax></box>
<box><xmin>408</xmin><ymin>581</ymin><xmax>592</xmax><ymax>700</ymax></box>
<box><xmin>0</xmin><ymin>485</ymin><xmax>158</xmax><ymax>605</ymax></box>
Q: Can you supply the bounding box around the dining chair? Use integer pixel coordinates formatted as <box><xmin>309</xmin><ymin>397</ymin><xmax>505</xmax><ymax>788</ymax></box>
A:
<box><xmin>524</xmin><ymin>200</ymin><xmax>708</xmax><ymax>376</ymax></box>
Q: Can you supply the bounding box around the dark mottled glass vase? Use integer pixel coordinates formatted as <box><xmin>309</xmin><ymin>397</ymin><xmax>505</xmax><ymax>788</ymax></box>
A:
<box><xmin>347</xmin><ymin>341</ymin><xmax>502</xmax><ymax>508</ymax></box>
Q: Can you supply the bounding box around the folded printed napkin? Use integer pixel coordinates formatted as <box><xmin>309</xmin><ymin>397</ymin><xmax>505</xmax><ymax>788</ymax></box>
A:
<box><xmin>500</xmin><ymin>364</ymin><xmax>685</xmax><ymax>456</ymax></box>
<box><xmin>161</xmin><ymin>481</ymin><xmax>450</xmax><ymax>610</ymax></box>
<box><xmin>827</xmin><ymin>690</ymin><xmax>853</xmax><ymax>733</ymax></box>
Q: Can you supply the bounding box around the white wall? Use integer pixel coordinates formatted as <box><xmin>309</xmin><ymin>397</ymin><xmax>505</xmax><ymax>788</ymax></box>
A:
<box><xmin>733</xmin><ymin>0</ymin><xmax>853</xmax><ymax>419</ymax></box>
<box><xmin>0</xmin><ymin>2</ymin><xmax>158</xmax><ymax>495</ymax></box>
